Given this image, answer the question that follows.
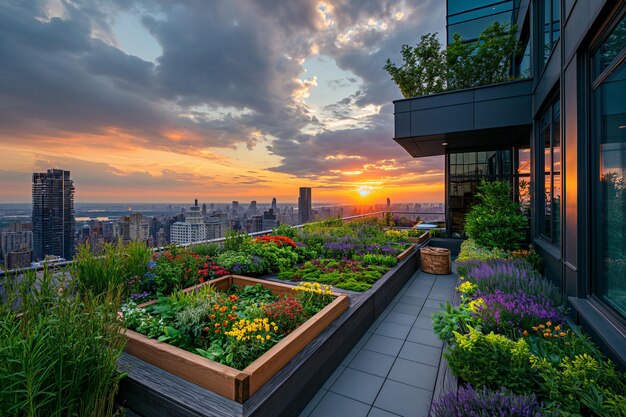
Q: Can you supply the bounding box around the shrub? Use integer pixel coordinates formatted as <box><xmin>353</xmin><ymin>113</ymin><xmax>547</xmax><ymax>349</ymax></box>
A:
<box><xmin>430</xmin><ymin>384</ymin><xmax>544</xmax><ymax>417</ymax></box>
<box><xmin>464</xmin><ymin>180</ymin><xmax>528</xmax><ymax>251</ymax></box>
<box><xmin>445</xmin><ymin>327</ymin><xmax>536</xmax><ymax>393</ymax></box>
<box><xmin>432</xmin><ymin>301</ymin><xmax>481</xmax><ymax>342</ymax></box>
<box><xmin>456</xmin><ymin>238</ymin><xmax>509</xmax><ymax>265</ymax></box>
<box><xmin>249</xmin><ymin>240</ymin><xmax>299</xmax><ymax>272</ymax></box>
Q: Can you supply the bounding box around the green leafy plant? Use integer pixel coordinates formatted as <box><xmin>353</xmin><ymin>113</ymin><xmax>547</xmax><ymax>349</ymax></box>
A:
<box><xmin>464</xmin><ymin>180</ymin><xmax>528</xmax><ymax>251</ymax></box>
<box><xmin>385</xmin><ymin>22</ymin><xmax>522</xmax><ymax>98</ymax></box>
<box><xmin>445</xmin><ymin>327</ymin><xmax>536</xmax><ymax>393</ymax></box>
<box><xmin>71</xmin><ymin>241</ymin><xmax>125</xmax><ymax>298</ymax></box>
<box><xmin>447</xmin><ymin>22</ymin><xmax>521</xmax><ymax>90</ymax></box>
<box><xmin>223</xmin><ymin>230</ymin><xmax>252</xmax><ymax>252</ymax></box>
<box><xmin>432</xmin><ymin>301</ymin><xmax>481</xmax><ymax>342</ymax></box>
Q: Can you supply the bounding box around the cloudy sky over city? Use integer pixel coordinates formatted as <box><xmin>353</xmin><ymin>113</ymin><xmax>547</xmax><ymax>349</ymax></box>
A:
<box><xmin>0</xmin><ymin>0</ymin><xmax>445</xmax><ymax>203</ymax></box>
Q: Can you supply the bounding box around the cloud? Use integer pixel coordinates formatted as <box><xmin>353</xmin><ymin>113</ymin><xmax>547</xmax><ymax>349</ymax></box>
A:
<box><xmin>0</xmin><ymin>0</ymin><xmax>446</xmax><ymax>201</ymax></box>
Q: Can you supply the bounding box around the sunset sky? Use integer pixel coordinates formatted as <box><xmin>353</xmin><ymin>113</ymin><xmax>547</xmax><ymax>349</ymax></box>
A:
<box><xmin>0</xmin><ymin>0</ymin><xmax>445</xmax><ymax>204</ymax></box>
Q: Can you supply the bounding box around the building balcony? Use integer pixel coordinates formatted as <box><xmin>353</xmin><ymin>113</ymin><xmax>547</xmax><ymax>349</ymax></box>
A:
<box><xmin>393</xmin><ymin>78</ymin><xmax>533</xmax><ymax>157</ymax></box>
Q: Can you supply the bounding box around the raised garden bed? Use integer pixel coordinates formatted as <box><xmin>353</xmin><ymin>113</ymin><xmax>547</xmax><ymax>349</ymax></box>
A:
<box><xmin>117</xmin><ymin>244</ymin><xmax>423</xmax><ymax>417</ymax></box>
<box><xmin>123</xmin><ymin>275</ymin><xmax>348</xmax><ymax>403</ymax></box>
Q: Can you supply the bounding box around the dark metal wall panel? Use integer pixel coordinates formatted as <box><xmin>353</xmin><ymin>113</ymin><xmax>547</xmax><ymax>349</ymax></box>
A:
<box><xmin>533</xmin><ymin>41</ymin><xmax>561</xmax><ymax>115</ymax></box>
<box><xmin>410</xmin><ymin>103</ymin><xmax>474</xmax><ymax>136</ymax></box>
<box><xmin>562</xmin><ymin>0</ymin><xmax>607</xmax><ymax>66</ymax></box>
<box><xmin>410</xmin><ymin>90</ymin><xmax>474</xmax><ymax>110</ymax></box>
<box><xmin>395</xmin><ymin>112</ymin><xmax>411</xmax><ymax>138</ymax></box>
<box><xmin>475</xmin><ymin>95</ymin><xmax>533</xmax><ymax>129</ymax></box>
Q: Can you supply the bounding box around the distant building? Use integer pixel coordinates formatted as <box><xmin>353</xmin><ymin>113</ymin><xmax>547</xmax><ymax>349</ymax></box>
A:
<box><xmin>298</xmin><ymin>187</ymin><xmax>312</xmax><ymax>224</ymax></box>
<box><xmin>171</xmin><ymin>199</ymin><xmax>206</xmax><ymax>245</ymax></box>
<box><xmin>114</xmin><ymin>212</ymin><xmax>150</xmax><ymax>243</ymax></box>
<box><xmin>32</xmin><ymin>169</ymin><xmax>75</xmax><ymax>260</ymax></box>
<box><xmin>387</xmin><ymin>198</ymin><xmax>391</xmax><ymax>208</ymax></box>
<box><xmin>1</xmin><ymin>222</ymin><xmax>33</xmax><ymax>262</ymax></box>
<box><xmin>262</xmin><ymin>209</ymin><xmax>279</xmax><ymax>231</ymax></box>
<box><xmin>271</xmin><ymin>197</ymin><xmax>277</xmax><ymax>212</ymax></box>
<box><xmin>5</xmin><ymin>244</ymin><xmax>33</xmax><ymax>270</ymax></box>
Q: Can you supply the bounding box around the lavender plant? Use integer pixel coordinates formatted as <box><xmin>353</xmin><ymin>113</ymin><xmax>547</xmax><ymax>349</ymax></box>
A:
<box><xmin>430</xmin><ymin>384</ymin><xmax>544</xmax><ymax>417</ymax></box>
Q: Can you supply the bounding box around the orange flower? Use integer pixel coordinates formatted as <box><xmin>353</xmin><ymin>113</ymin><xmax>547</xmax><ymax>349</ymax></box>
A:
<box><xmin>554</xmin><ymin>325</ymin><xmax>561</xmax><ymax>331</ymax></box>
<box><xmin>560</xmin><ymin>332</ymin><xmax>566</xmax><ymax>337</ymax></box>
<box><xmin>539</xmin><ymin>324</ymin><xmax>545</xmax><ymax>329</ymax></box>
<box><xmin>522</xmin><ymin>330</ymin><xmax>528</xmax><ymax>336</ymax></box>
<box><xmin>543</xmin><ymin>333</ymin><xmax>551</xmax><ymax>337</ymax></box>
<box><xmin>221</xmin><ymin>306</ymin><xmax>227</xmax><ymax>312</ymax></box>
<box><xmin>232</xmin><ymin>305</ymin><xmax>237</xmax><ymax>310</ymax></box>
<box><xmin>204</xmin><ymin>326</ymin><xmax>209</xmax><ymax>332</ymax></box>
<box><xmin>215</xmin><ymin>329</ymin><xmax>220</xmax><ymax>333</ymax></box>
<box><xmin>546</xmin><ymin>321</ymin><xmax>552</xmax><ymax>326</ymax></box>
<box><xmin>213</xmin><ymin>305</ymin><xmax>219</xmax><ymax>310</ymax></box>
<box><xmin>532</xmin><ymin>326</ymin><xmax>538</xmax><ymax>331</ymax></box>
<box><xmin>215</xmin><ymin>323</ymin><xmax>220</xmax><ymax>327</ymax></box>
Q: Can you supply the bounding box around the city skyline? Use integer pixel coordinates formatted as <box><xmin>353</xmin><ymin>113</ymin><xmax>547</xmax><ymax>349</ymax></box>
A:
<box><xmin>0</xmin><ymin>1</ymin><xmax>445</xmax><ymax>204</ymax></box>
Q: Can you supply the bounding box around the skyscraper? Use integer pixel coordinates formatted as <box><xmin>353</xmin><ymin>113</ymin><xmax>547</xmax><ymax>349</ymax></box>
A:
<box><xmin>32</xmin><ymin>169</ymin><xmax>75</xmax><ymax>260</ymax></box>
<box><xmin>271</xmin><ymin>197</ymin><xmax>277</xmax><ymax>212</ymax></box>
<box><xmin>298</xmin><ymin>187</ymin><xmax>312</xmax><ymax>224</ymax></box>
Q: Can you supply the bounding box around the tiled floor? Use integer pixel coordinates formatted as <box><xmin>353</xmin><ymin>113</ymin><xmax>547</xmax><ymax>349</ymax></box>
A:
<box><xmin>299</xmin><ymin>270</ymin><xmax>458</xmax><ymax>417</ymax></box>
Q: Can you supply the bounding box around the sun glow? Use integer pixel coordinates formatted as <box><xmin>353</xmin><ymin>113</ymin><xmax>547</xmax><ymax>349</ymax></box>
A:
<box><xmin>358</xmin><ymin>186</ymin><xmax>371</xmax><ymax>197</ymax></box>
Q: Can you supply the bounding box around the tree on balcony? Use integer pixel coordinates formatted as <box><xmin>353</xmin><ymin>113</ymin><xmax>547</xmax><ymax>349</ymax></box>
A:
<box><xmin>384</xmin><ymin>22</ymin><xmax>522</xmax><ymax>98</ymax></box>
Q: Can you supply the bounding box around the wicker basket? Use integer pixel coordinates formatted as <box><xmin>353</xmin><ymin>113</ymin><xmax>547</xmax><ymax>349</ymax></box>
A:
<box><xmin>420</xmin><ymin>247</ymin><xmax>451</xmax><ymax>275</ymax></box>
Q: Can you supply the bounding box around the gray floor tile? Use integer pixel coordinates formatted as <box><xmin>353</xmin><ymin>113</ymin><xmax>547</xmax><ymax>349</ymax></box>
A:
<box><xmin>423</xmin><ymin>299</ymin><xmax>444</xmax><ymax>309</ymax></box>
<box><xmin>299</xmin><ymin>388</ymin><xmax>327</xmax><ymax>417</ymax></box>
<box><xmin>392</xmin><ymin>302</ymin><xmax>421</xmax><ymax>316</ymax></box>
<box><xmin>418</xmin><ymin>306</ymin><xmax>440</xmax><ymax>318</ymax></box>
<box><xmin>374</xmin><ymin>322</ymin><xmax>411</xmax><ymax>340</ymax></box>
<box><xmin>363</xmin><ymin>334</ymin><xmax>404</xmax><ymax>356</ymax></box>
<box><xmin>341</xmin><ymin>345</ymin><xmax>360</xmax><ymax>366</ymax></box>
<box><xmin>388</xmin><ymin>358</ymin><xmax>438</xmax><ymax>391</ymax></box>
<box><xmin>348</xmin><ymin>349</ymin><xmax>396</xmax><ymax>377</ymax></box>
<box><xmin>323</xmin><ymin>365</ymin><xmax>346</xmax><ymax>389</ymax></box>
<box><xmin>398</xmin><ymin>342</ymin><xmax>442</xmax><ymax>367</ymax></box>
<box><xmin>428</xmin><ymin>291</ymin><xmax>452</xmax><ymax>302</ymax></box>
<box><xmin>406</xmin><ymin>327</ymin><xmax>443</xmax><ymax>348</ymax></box>
<box><xmin>397</xmin><ymin>295</ymin><xmax>426</xmax><ymax>306</ymax></box>
<box><xmin>383</xmin><ymin>312</ymin><xmax>417</xmax><ymax>327</ymax></box>
<box><xmin>330</xmin><ymin>368</ymin><xmax>385</xmax><ymax>405</ymax></box>
<box><xmin>356</xmin><ymin>331</ymin><xmax>374</xmax><ymax>348</ymax></box>
<box><xmin>310</xmin><ymin>391</ymin><xmax>371</xmax><ymax>417</ymax></box>
<box><xmin>412</xmin><ymin>316</ymin><xmax>433</xmax><ymax>330</ymax></box>
<box><xmin>374</xmin><ymin>380</ymin><xmax>432</xmax><ymax>417</ymax></box>
<box><xmin>368</xmin><ymin>407</ymin><xmax>401</xmax><ymax>417</ymax></box>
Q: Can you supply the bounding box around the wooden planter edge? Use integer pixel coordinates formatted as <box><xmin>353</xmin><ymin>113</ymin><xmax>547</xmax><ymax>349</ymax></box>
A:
<box><xmin>123</xmin><ymin>276</ymin><xmax>349</xmax><ymax>403</ymax></box>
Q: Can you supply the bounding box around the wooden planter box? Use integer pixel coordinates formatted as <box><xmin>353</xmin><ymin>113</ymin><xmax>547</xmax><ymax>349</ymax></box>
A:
<box><xmin>406</xmin><ymin>232</ymin><xmax>430</xmax><ymax>244</ymax></box>
<box><xmin>123</xmin><ymin>275</ymin><xmax>349</xmax><ymax>403</ymax></box>
<box><xmin>396</xmin><ymin>244</ymin><xmax>417</xmax><ymax>261</ymax></box>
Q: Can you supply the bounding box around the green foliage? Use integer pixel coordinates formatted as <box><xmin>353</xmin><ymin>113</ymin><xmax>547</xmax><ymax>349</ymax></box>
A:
<box><xmin>447</xmin><ymin>22</ymin><xmax>521</xmax><ymax>90</ymax></box>
<box><xmin>446</xmin><ymin>327</ymin><xmax>536</xmax><ymax>393</ymax></box>
<box><xmin>531</xmin><ymin>353</ymin><xmax>626</xmax><ymax>416</ymax></box>
<box><xmin>509</xmin><ymin>247</ymin><xmax>544</xmax><ymax>273</ymax></box>
<box><xmin>457</xmin><ymin>238</ymin><xmax>509</xmax><ymax>265</ymax></box>
<box><xmin>71</xmin><ymin>241</ymin><xmax>126</xmax><ymax>298</ymax></box>
<box><xmin>248</xmin><ymin>242</ymin><xmax>299</xmax><ymax>272</ymax></box>
<box><xmin>359</xmin><ymin>254</ymin><xmax>398</xmax><ymax>267</ymax></box>
<box><xmin>214</xmin><ymin>251</ymin><xmax>265</xmax><ymax>275</ymax></box>
<box><xmin>272</xmin><ymin>224</ymin><xmax>298</xmax><ymax>240</ymax></box>
<box><xmin>191</xmin><ymin>242</ymin><xmax>220</xmax><ymax>257</ymax></box>
<box><xmin>223</xmin><ymin>230</ymin><xmax>252</xmax><ymax>252</ymax></box>
<box><xmin>464</xmin><ymin>180</ymin><xmax>528</xmax><ymax>251</ymax></box>
<box><xmin>384</xmin><ymin>33</ymin><xmax>447</xmax><ymax>97</ymax></box>
<box><xmin>432</xmin><ymin>301</ymin><xmax>481</xmax><ymax>342</ymax></box>
<box><xmin>277</xmin><ymin>259</ymin><xmax>391</xmax><ymax>292</ymax></box>
<box><xmin>385</xmin><ymin>23</ymin><xmax>523</xmax><ymax>98</ymax></box>
<box><xmin>0</xmin><ymin>268</ymin><xmax>126</xmax><ymax>417</ymax></box>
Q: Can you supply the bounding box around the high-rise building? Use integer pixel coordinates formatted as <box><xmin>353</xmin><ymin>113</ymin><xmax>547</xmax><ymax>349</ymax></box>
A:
<box><xmin>114</xmin><ymin>212</ymin><xmax>150</xmax><ymax>243</ymax></box>
<box><xmin>298</xmin><ymin>187</ymin><xmax>312</xmax><ymax>224</ymax></box>
<box><xmin>32</xmin><ymin>169</ymin><xmax>75</xmax><ymax>261</ymax></box>
<box><xmin>386</xmin><ymin>198</ymin><xmax>391</xmax><ymax>208</ymax></box>
<box><xmin>170</xmin><ymin>199</ymin><xmax>207</xmax><ymax>245</ymax></box>
<box><xmin>271</xmin><ymin>197</ymin><xmax>277</xmax><ymax>212</ymax></box>
<box><xmin>1</xmin><ymin>222</ymin><xmax>33</xmax><ymax>269</ymax></box>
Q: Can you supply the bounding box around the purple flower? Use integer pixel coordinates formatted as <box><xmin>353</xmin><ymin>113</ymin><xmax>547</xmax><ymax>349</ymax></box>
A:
<box><xmin>473</xmin><ymin>289</ymin><xmax>564</xmax><ymax>335</ymax></box>
<box><xmin>130</xmin><ymin>291</ymin><xmax>150</xmax><ymax>301</ymax></box>
<box><xmin>430</xmin><ymin>384</ymin><xmax>543</xmax><ymax>417</ymax></box>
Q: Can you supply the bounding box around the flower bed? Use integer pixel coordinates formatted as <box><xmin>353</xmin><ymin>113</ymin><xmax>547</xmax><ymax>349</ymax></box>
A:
<box><xmin>121</xmin><ymin>275</ymin><xmax>348</xmax><ymax>402</ymax></box>
<box><xmin>432</xmin><ymin>247</ymin><xmax>626</xmax><ymax>416</ymax></box>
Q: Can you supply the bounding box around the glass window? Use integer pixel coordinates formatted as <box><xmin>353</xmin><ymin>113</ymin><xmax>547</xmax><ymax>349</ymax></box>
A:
<box><xmin>448</xmin><ymin>11</ymin><xmax>513</xmax><ymax>43</ymax></box>
<box><xmin>591</xmin><ymin>15</ymin><xmax>626</xmax><ymax>318</ymax></box>
<box><xmin>539</xmin><ymin>0</ymin><xmax>561</xmax><ymax>70</ymax></box>
<box><xmin>538</xmin><ymin>98</ymin><xmax>561</xmax><ymax>245</ymax></box>
<box><xmin>448</xmin><ymin>149</ymin><xmax>518</xmax><ymax>237</ymax></box>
